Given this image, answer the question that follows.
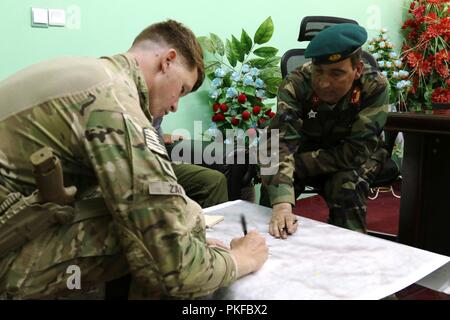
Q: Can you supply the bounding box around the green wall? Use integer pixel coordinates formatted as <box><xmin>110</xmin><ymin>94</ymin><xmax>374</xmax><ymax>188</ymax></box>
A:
<box><xmin>0</xmin><ymin>0</ymin><xmax>408</xmax><ymax>137</ymax></box>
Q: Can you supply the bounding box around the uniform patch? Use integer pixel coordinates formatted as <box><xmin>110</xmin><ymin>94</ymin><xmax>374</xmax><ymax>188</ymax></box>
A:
<box><xmin>148</xmin><ymin>181</ymin><xmax>186</xmax><ymax>197</ymax></box>
<box><xmin>143</xmin><ymin>127</ymin><xmax>168</xmax><ymax>157</ymax></box>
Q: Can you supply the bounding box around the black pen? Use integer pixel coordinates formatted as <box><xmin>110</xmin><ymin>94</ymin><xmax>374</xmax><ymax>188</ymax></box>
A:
<box><xmin>240</xmin><ymin>214</ymin><xmax>247</xmax><ymax>235</ymax></box>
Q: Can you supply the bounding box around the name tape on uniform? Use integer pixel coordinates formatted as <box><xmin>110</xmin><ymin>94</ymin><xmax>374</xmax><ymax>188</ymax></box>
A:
<box><xmin>148</xmin><ymin>181</ymin><xmax>186</xmax><ymax>197</ymax></box>
<box><xmin>143</xmin><ymin>127</ymin><xmax>168</xmax><ymax>157</ymax></box>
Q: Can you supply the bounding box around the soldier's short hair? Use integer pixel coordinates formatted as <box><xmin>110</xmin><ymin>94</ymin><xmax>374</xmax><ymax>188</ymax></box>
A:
<box><xmin>133</xmin><ymin>20</ymin><xmax>204</xmax><ymax>92</ymax></box>
<box><xmin>349</xmin><ymin>48</ymin><xmax>362</xmax><ymax>69</ymax></box>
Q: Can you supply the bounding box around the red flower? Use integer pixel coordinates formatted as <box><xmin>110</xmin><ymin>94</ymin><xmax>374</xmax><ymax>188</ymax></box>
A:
<box><xmin>213</xmin><ymin>103</ymin><xmax>220</xmax><ymax>112</ymax></box>
<box><xmin>258</xmin><ymin>118</ymin><xmax>267</xmax><ymax>126</ymax></box>
<box><xmin>237</xmin><ymin>94</ymin><xmax>247</xmax><ymax>104</ymax></box>
<box><xmin>253</xmin><ymin>105</ymin><xmax>262</xmax><ymax>115</ymax></box>
<box><xmin>231</xmin><ymin>117</ymin><xmax>240</xmax><ymax>126</ymax></box>
<box><xmin>212</xmin><ymin>113</ymin><xmax>225</xmax><ymax>122</ymax></box>
<box><xmin>413</xmin><ymin>6</ymin><xmax>426</xmax><ymax>20</ymax></box>
<box><xmin>418</xmin><ymin>59</ymin><xmax>433</xmax><ymax>77</ymax></box>
<box><xmin>265</xmin><ymin>109</ymin><xmax>272</xmax><ymax>116</ymax></box>
<box><xmin>436</xmin><ymin>64</ymin><xmax>449</xmax><ymax>78</ymax></box>
<box><xmin>269</xmin><ymin>112</ymin><xmax>276</xmax><ymax>119</ymax></box>
<box><xmin>220</xmin><ymin>103</ymin><xmax>228</xmax><ymax>112</ymax></box>
<box><xmin>431</xmin><ymin>87</ymin><xmax>450</xmax><ymax>103</ymax></box>
<box><xmin>407</xmin><ymin>52</ymin><xmax>423</xmax><ymax>68</ymax></box>
<box><xmin>242</xmin><ymin>111</ymin><xmax>251</xmax><ymax>121</ymax></box>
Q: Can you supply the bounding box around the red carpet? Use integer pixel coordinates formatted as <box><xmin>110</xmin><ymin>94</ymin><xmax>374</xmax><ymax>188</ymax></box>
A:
<box><xmin>293</xmin><ymin>186</ymin><xmax>400</xmax><ymax>235</ymax></box>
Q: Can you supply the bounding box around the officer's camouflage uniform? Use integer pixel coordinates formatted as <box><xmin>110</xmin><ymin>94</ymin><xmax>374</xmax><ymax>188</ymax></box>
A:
<box><xmin>261</xmin><ymin>61</ymin><xmax>389</xmax><ymax>232</ymax></box>
<box><xmin>0</xmin><ymin>54</ymin><xmax>236</xmax><ymax>299</ymax></box>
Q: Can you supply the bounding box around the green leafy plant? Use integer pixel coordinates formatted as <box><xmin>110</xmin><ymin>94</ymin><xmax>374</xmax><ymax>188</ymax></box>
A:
<box><xmin>198</xmin><ymin>17</ymin><xmax>282</xmax><ymax>140</ymax></box>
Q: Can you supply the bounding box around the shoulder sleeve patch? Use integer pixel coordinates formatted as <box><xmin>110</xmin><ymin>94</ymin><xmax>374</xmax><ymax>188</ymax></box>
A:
<box><xmin>143</xmin><ymin>127</ymin><xmax>168</xmax><ymax>157</ymax></box>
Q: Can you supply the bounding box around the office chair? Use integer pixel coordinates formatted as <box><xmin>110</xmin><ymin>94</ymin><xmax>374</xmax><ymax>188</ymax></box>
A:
<box><xmin>280</xmin><ymin>16</ymin><xmax>400</xmax><ymax>241</ymax></box>
<box><xmin>281</xmin><ymin>16</ymin><xmax>378</xmax><ymax>78</ymax></box>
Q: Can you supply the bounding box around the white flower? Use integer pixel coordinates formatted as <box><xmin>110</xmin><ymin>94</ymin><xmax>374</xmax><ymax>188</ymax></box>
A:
<box><xmin>394</xmin><ymin>60</ymin><xmax>403</xmax><ymax>68</ymax></box>
<box><xmin>386</xmin><ymin>61</ymin><xmax>393</xmax><ymax>68</ymax></box>
<box><xmin>378</xmin><ymin>60</ymin><xmax>386</xmax><ymax>68</ymax></box>
<box><xmin>396</xmin><ymin>81</ymin><xmax>405</xmax><ymax>89</ymax></box>
<box><xmin>214</xmin><ymin>68</ymin><xmax>226</xmax><ymax>78</ymax></box>
<box><xmin>389</xmin><ymin>51</ymin><xmax>398</xmax><ymax>59</ymax></box>
<box><xmin>381</xmin><ymin>71</ymin><xmax>388</xmax><ymax>77</ymax></box>
<box><xmin>381</xmin><ymin>28</ymin><xmax>388</xmax><ymax>34</ymax></box>
<box><xmin>399</xmin><ymin>70</ymin><xmax>409</xmax><ymax>79</ymax></box>
<box><xmin>368</xmin><ymin>45</ymin><xmax>375</xmax><ymax>52</ymax></box>
<box><xmin>393</xmin><ymin>71</ymin><xmax>400</xmax><ymax>79</ymax></box>
<box><xmin>379</xmin><ymin>41</ymin><xmax>386</xmax><ymax>48</ymax></box>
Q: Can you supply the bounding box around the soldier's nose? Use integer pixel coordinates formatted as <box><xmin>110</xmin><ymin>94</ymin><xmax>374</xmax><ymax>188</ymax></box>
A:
<box><xmin>318</xmin><ymin>79</ymin><xmax>331</xmax><ymax>89</ymax></box>
<box><xmin>170</xmin><ymin>102</ymin><xmax>178</xmax><ymax>113</ymax></box>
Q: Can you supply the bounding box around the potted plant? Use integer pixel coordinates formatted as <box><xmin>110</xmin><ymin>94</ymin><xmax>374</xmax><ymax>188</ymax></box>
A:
<box><xmin>401</xmin><ymin>0</ymin><xmax>450</xmax><ymax>113</ymax></box>
<box><xmin>198</xmin><ymin>17</ymin><xmax>281</xmax><ymax>144</ymax></box>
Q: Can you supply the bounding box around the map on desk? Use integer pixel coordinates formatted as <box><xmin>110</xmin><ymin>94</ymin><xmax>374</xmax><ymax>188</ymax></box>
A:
<box><xmin>204</xmin><ymin>200</ymin><xmax>450</xmax><ymax>300</ymax></box>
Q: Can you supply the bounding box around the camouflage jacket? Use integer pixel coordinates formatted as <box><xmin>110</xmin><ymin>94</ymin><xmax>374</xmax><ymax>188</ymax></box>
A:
<box><xmin>0</xmin><ymin>53</ymin><xmax>236</xmax><ymax>298</ymax></box>
<box><xmin>262</xmin><ymin>62</ymin><xmax>389</xmax><ymax>206</ymax></box>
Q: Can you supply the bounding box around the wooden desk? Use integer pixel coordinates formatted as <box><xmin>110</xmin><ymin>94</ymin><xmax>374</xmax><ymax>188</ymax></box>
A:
<box><xmin>385</xmin><ymin>112</ymin><xmax>450</xmax><ymax>256</ymax></box>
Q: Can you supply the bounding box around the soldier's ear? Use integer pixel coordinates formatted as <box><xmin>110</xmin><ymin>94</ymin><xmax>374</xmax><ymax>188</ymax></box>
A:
<box><xmin>354</xmin><ymin>60</ymin><xmax>364</xmax><ymax>80</ymax></box>
<box><xmin>161</xmin><ymin>49</ymin><xmax>177</xmax><ymax>73</ymax></box>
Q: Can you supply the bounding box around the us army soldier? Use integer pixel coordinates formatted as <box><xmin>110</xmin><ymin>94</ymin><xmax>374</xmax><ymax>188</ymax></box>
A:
<box><xmin>0</xmin><ymin>20</ymin><xmax>268</xmax><ymax>299</ymax></box>
<box><xmin>261</xmin><ymin>24</ymin><xmax>389</xmax><ymax>238</ymax></box>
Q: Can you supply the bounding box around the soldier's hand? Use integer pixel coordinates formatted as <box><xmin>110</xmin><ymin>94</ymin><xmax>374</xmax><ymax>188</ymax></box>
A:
<box><xmin>230</xmin><ymin>231</ymin><xmax>268</xmax><ymax>278</ymax></box>
<box><xmin>269</xmin><ymin>203</ymin><xmax>299</xmax><ymax>239</ymax></box>
<box><xmin>163</xmin><ymin>134</ymin><xmax>184</xmax><ymax>144</ymax></box>
<box><xmin>206</xmin><ymin>238</ymin><xmax>229</xmax><ymax>250</ymax></box>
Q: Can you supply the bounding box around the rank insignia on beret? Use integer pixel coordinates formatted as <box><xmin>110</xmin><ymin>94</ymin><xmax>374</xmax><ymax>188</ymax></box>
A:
<box><xmin>329</xmin><ymin>54</ymin><xmax>342</xmax><ymax>62</ymax></box>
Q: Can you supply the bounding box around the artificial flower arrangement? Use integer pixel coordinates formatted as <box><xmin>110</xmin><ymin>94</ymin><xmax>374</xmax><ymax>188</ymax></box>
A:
<box><xmin>368</xmin><ymin>28</ymin><xmax>412</xmax><ymax>111</ymax></box>
<box><xmin>198</xmin><ymin>17</ymin><xmax>282</xmax><ymax>142</ymax></box>
<box><xmin>401</xmin><ymin>0</ymin><xmax>450</xmax><ymax>110</ymax></box>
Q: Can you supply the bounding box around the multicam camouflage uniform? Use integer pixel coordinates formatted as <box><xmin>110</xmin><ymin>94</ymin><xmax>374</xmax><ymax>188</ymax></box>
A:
<box><xmin>0</xmin><ymin>54</ymin><xmax>236</xmax><ymax>299</ymax></box>
<box><xmin>261</xmin><ymin>62</ymin><xmax>389</xmax><ymax>232</ymax></box>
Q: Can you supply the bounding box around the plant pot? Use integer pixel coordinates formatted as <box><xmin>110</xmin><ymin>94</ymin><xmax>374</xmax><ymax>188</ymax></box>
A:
<box><xmin>432</xmin><ymin>103</ymin><xmax>450</xmax><ymax>116</ymax></box>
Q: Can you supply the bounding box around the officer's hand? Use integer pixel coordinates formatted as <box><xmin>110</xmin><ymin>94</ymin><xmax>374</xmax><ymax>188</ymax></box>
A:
<box><xmin>269</xmin><ymin>203</ymin><xmax>299</xmax><ymax>239</ymax></box>
<box><xmin>206</xmin><ymin>238</ymin><xmax>229</xmax><ymax>250</ymax></box>
<box><xmin>230</xmin><ymin>231</ymin><xmax>268</xmax><ymax>278</ymax></box>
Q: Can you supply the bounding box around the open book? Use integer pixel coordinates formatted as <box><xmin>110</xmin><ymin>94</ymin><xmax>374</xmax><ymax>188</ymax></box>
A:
<box><xmin>204</xmin><ymin>215</ymin><xmax>224</xmax><ymax>228</ymax></box>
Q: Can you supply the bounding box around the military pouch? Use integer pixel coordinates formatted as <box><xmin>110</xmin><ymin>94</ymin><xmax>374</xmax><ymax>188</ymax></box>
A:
<box><xmin>0</xmin><ymin>191</ymin><xmax>75</xmax><ymax>257</ymax></box>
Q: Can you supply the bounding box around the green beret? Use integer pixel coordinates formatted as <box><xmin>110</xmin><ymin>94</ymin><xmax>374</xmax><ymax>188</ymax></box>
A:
<box><xmin>305</xmin><ymin>23</ymin><xmax>368</xmax><ymax>64</ymax></box>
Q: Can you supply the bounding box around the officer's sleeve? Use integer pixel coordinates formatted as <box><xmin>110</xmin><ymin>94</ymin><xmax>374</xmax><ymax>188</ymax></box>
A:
<box><xmin>260</xmin><ymin>73</ymin><xmax>305</xmax><ymax>206</ymax></box>
<box><xmin>296</xmin><ymin>76</ymin><xmax>389</xmax><ymax>177</ymax></box>
<box><xmin>82</xmin><ymin>109</ymin><xmax>237</xmax><ymax>298</ymax></box>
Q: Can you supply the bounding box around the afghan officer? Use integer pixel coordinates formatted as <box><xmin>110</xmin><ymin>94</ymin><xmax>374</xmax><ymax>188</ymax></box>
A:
<box><xmin>260</xmin><ymin>23</ymin><xmax>389</xmax><ymax>238</ymax></box>
<box><xmin>0</xmin><ymin>20</ymin><xmax>268</xmax><ymax>299</ymax></box>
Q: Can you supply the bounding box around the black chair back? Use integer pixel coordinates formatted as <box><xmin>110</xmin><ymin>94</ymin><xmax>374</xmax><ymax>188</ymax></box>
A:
<box><xmin>298</xmin><ymin>16</ymin><xmax>358</xmax><ymax>42</ymax></box>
